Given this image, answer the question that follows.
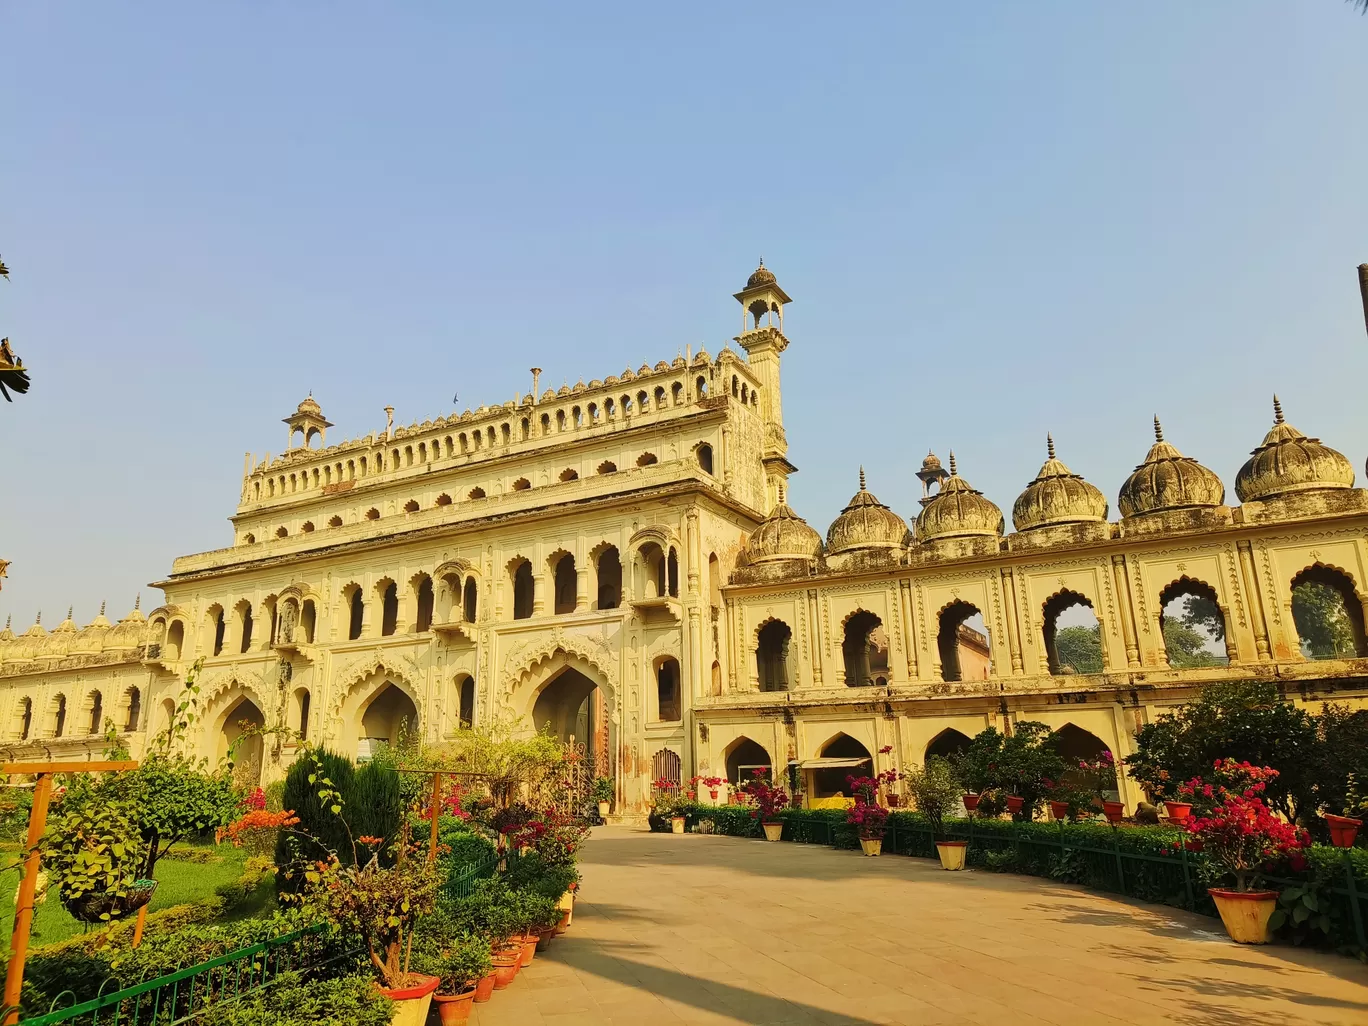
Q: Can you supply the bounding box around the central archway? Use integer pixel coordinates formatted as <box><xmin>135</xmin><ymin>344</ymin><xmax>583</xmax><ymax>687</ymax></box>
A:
<box><xmin>217</xmin><ymin>695</ymin><xmax>265</xmax><ymax>787</ymax></box>
<box><xmin>532</xmin><ymin>667</ymin><xmax>610</xmax><ymax>773</ymax></box>
<box><xmin>358</xmin><ymin>682</ymin><xmax>418</xmax><ymax>760</ymax></box>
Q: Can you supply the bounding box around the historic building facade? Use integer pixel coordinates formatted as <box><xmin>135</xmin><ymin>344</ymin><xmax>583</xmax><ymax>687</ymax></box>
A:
<box><xmin>3</xmin><ymin>264</ymin><xmax>1367</xmax><ymax>811</ymax></box>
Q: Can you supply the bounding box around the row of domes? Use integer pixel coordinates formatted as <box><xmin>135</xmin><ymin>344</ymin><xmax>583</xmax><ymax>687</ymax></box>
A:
<box><xmin>0</xmin><ymin>600</ymin><xmax>149</xmax><ymax>663</ymax></box>
<box><xmin>746</xmin><ymin>398</ymin><xmax>1359</xmax><ymax>561</ymax></box>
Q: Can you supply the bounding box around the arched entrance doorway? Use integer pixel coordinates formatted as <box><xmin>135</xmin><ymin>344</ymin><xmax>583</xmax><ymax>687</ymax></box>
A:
<box><xmin>808</xmin><ymin>733</ymin><xmax>873</xmax><ymax>799</ymax></box>
<box><xmin>724</xmin><ymin>736</ymin><xmax>772</xmax><ymax>785</ymax></box>
<box><xmin>532</xmin><ymin>667</ymin><xmax>609</xmax><ymax>770</ymax></box>
<box><xmin>218</xmin><ymin>695</ymin><xmax>265</xmax><ymax>787</ymax></box>
<box><xmin>359</xmin><ymin>682</ymin><xmax>418</xmax><ymax>761</ymax></box>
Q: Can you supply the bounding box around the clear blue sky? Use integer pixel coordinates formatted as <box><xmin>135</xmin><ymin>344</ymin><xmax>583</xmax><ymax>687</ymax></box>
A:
<box><xmin>3</xmin><ymin>2</ymin><xmax>1366</xmax><ymax>629</ymax></box>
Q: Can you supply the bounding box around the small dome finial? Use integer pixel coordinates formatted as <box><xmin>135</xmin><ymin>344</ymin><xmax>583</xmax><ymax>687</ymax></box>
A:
<box><xmin>66</xmin><ymin>605</ymin><xmax>72</xmax><ymax>620</ymax></box>
<box><xmin>1046</xmin><ymin>434</ymin><xmax>1056</xmax><ymax>460</ymax></box>
<box><xmin>134</xmin><ymin>593</ymin><xmax>141</xmax><ymax>610</ymax></box>
<box><xmin>99</xmin><ymin>600</ymin><xmax>106</xmax><ymax>615</ymax></box>
<box><xmin>859</xmin><ymin>466</ymin><xmax>866</xmax><ymax>490</ymax></box>
<box><xmin>758</xmin><ymin>256</ymin><xmax>764</xmax><ymax>266</ymax></box>
<box><xmin>35</xmin><ymin>611</ymin><xmax>41</xmax><ymax>625</ymax></box>
<box><xmin>4</xmin><ymin>615</ymin><xmax>9</xmax><ymax>629</ymax></box>
<box><xmin>1153</xmin><ymin>416</ymin><xmax>1164</xmax><ymax>442</ymax></box>
<box><xmin>1273</xmin><ymin>394</ymin><xmax>1285</xmax><ymax>425</ymax></box>
<box><xmin>949</xmin><ymin>451</ymin><xmax>958</xmax><ymax>476</ymax></box>
<box><xmin>778</xmin><ymin>483</ymin><xmax>786</xmax><ymax>504</ymax></box>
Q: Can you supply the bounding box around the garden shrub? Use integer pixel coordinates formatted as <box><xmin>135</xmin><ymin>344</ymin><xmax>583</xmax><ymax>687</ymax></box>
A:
<box><xmin>197</xmin><ymin>972</ymin><xmax>391</xmax><ymax>1026</ymax></box>
<box><xmin>438</xmin><ymin>819</ymin><xmax>497</xmax><ymax>868</ymax></box>
<box><xmin>274</xmin><ymin>749</ymin><xmax>355</xmax><ymax>891</ymax></box>
<box><xmin>347</xmin><ymin>759</ymin><xmax>402</xmax><ymax>861</ymax></box>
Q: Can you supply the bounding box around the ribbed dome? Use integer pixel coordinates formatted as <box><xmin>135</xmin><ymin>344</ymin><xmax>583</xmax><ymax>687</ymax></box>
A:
<box><xmin>295</xmin><ymin>394</ymin><xmax>322</xmax><ymax>417</ymax></box>
<box><xmin>1235</xmin><ymin>397</ymin><xmax>1355</xmax><ymax>502</ymax></box>
<box><xmin>1012</xmin><ymin>436</ymin><xmax>1109</xmax><ymax>531</ymax></box>
<box><xmin>21</xmin><ymin>614</ymin><xmax>47</xmax><ymax>640</ymax></box>
<box><xmin>747</xmin><ymin>491</ymin><xmax>823</xmax><ymax>563</ymax></box>
<box><xmin>826</xmin><ymin>468</ymin><xmax>908</xmax><ymax>554</ymax></box>
<box><xmin>746</xmin><ymin>261</ymin><xmax>777</xmax><ymax>288</ymax></box>
<box><xmin>915</xmin><ymin>454</ymin><xmax>1005</xmax><ymax>541</ymax></box>
<box><xmin>920</xmin><ymin>451</ymin><xmax>942</xmax><ymax>473</ymax></box>
<box><xmin>1118</xmin><ymin>417</ymin><xmax>1225</xmax><ymax>517</ymax></box>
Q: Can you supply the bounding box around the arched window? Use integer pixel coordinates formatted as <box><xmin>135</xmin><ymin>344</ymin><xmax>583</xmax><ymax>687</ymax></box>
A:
<box><xmin>1043</xmin><ymin>591</ymin><xmax>1101</xmax><ymax>675</ymax></box>
<box><xmin>597</xmin><ymin>461</ymin><xmax>617</xmax><ymax>475</ymax></box>
<box><xmin>559</xmin><ymin>468</ymin><xmax>579</xmax><ymax>482</ymax></box>
<box><xmin>1290</xmin><ymin>565</ymin><xmax>1368</xmax><ymax>658</ymax></box>
<box><xmin>435</xmin><ymin>494</ymin><xmax>452</xmax><ymax>507</ymax></box>
<box><xmin>512</xmin><ymin>477</ymin><xmax>531</xmax><ymax>491</ymax></box>
<box><xmin>671</xmin><ymin>382</ymin><xmax>683</xmax><ymax>405</ymax></box>
<box><xmin>556</xmin><ymin>410</ymin><xmax>567</xmax><ymax>432</ymax></box>
<box><xmin>275</xmin><ymin>526</ymin><xmax>288</xmax><ymax>539</ymax></box>
<box><xmin>365</xmin><ymin>508</ymin><xmax>380</xmax><ymax>521</ymax></box>
<box><xmin>637</xmin><ymin>390</ymin><xmax>649</xmax><ymax>410</ymax></box>
<box><xmin>468</xmin><ymin>486</ymin><xmax>486</xmax><ymax>500</ymax></box>
<box><xmin>329</xmin><ymin>514</ymin><xmax>344</xmax><ymax>527</ymax></box>
<box><xmin>540</xmin><ymin>413</ymin><xmax>551</xmax><ymax>435</ymax></box>
<box><xmin>638</xmin><ymin>542</ymin><xmax>667</xmax><ymax>598</ymax></box>
<box><xmin>301</xmin><ymin>521</ymin><xmax>315</xmax><ymax>534</ymax></box>
<box><xmin>696</xmin><ymin>375</ymin><xmax>708</xmax><ymax>398</ymax></box>
<box><xmin>636</xmin><ymin>452</ymin><xmax>658</xmax><ymax>467</ymax></box>
<box><xmin>414</xmin><ymin>576</ymin><xmax>434</xmax><ymax>632</ymax></box>
<box><xmin>588</xmin><ymin>403</ymin><xmax>598</xmax><ymax>423</ymax></box>
<box><xmin>124</xmin><ymin>688</ymin><xmax>141</xmax><ymax>732</ymax></box>
<box><xmin>621</xmin><ymin>395</ymin><xmax>632</xmax><ymax>415</ymax></box>
<box><xmin>655</xmin><ymin>658</ymin><xmax>682</xmax><ymax>721</ymax></box>
<box><xmin>463</xmin><ymin>578</ymin><xmax>478</xmax><ymax>623</ymax></box>
<box><xmin>842</xmin><ymin>611</ymin><xmax>888</xmax><ymax>686</ymax></box>
<box><xmin>572</xmin><ymin>406</ymin><xmax>583</xmax><ymax>428</ymax></box>
<box><xmin>347</xmin><ymin>587</ymin><xmax>364</xmax><ymax>640</ymax></box>
<box><xmin>741</xmin><ymin>383</ymin><xmax>749</xmax><ymax>403</ymax></box>
<box><xmin>1158</xmin><ymin>579</ymin><xmax>1230</xmax><ymax>667</ymax></box>
<box><xmin>924</xmin><ymin>728</ymin><xmax>972</xmax><ymax>763</ymax></box>
<box><xmin>520</xmin><ymin>418</ymin><xmax>530</xmax><ymax>440</ymax></box>
<box><xmin>239</xmin><ymin>603</ymin><xmax>254</xmax><ymax>653</ymax></box>
<box><xmin>88</xmin><ymin>691</ymin><xmax>104</xmax><ymax>734</ymax></box>
<box><xmin>52</xmin><ymin>695</ymin><xmax>67</xmax><ymax>738</ymax></box>
<box><xmin>667</xmin><ymin>547</ymin><xmax>679</xmax><ymax>597</ymax></box>
<box><xmin>725</xmin><ymin>737</ymin><xmax>771</xmax><ymax>784</ymax></box>
<box><xmin>654</xmin><ymin>386</ymin><xmax>666</xmax><ymax>408</ymax></box>
<box><xmin>301</xmin><ymin>599</ymin><xmax>316</xmax><ymax>643</ymax></box>
<box><xmin>243</xmin><ymin>533</ymin><xmax>256</xmax><ymax>545</ymax></box>
<box><xmin>210</xmin><ymin>606</ymin><xmax>226</xmax><ymax>656</ymax></box>
<box><xmin>293</xmin><ymin>688</ymin><xmax>311</xmax><ymax>741</ymax></box>
<box><xmin>732</xmin><ymin>375</ymin><xmax>739</xmax><ymax>397</ymax></box>
<box><xmin>937</xmin><ymin>601</ymin><xmax>988</xmax><ymax>682</ymax></box>
<box><xmin>404</xmin><ymin>499</ymin><xmax>419</xmax><ymax>513</ymax></box>
<box><xmin>596</xmin><ymin>546</ymin><xmax>622</xmax><ymax>610</ymax></box>
<box><xmin>17</xmin><ymin>697</ymin><xmax>32</xmax><ymax>740</ymax></box>
<box><xmin>756</xmin><ymin>620</ymin><xmax>792</xmax><ymax>691</ymax></box>
<box><xmin>512</xmin><ymin>560</ymin><xmax>534</xmax><ymax>620</ymax></box>
<box><xmin>552</xmin><ymin>553</ymin><xmax>577</xmax><ymax>614</ymax></box>
<box><xmin>605</xmin><ymin>398</ymin><xmax>616</xmax><ymax>419</ymax></box>
<box><xmin>696</xmin><ymin>443</ymin><xmax>714</xmax><ymax>475</ymax></box>
<box><xmin>459</xmin><ymin>433</ymin><xmax>469</xmax><ymax>453</ymax></box>
<box><xmin>708</xmin><ymin>553</ymin><xmax>721</xmax><ymax>609</ymax></box>
<box><xmin>380</xmin><ymin>581</ymin><xmax>399</xmax><ymax>636</ymax></box>
<box><xmin>652</xmin><ymin>749</ymin><xmax>682</xmax><ymax>788</ymax></box>
<box><xmin>457</xmin><ymin>676</ymin><xmax>476</xmax><ymax>729</ymax></box>
<box><xmin>501</xmin><ymin>423</ymin><xmax>511</xmax><ymax>444</ymax></box>
<box><xmin>165</xmin><ymin>620</ymin><xmax>185</xmax><ymax>661</ymax></box>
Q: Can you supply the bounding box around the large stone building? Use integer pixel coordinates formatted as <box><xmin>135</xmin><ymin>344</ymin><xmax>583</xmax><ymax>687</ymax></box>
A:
<box><xmin>3</xmin><ymin>264</ymin><xmax>1367</xmax><ymax>811</ymax></box>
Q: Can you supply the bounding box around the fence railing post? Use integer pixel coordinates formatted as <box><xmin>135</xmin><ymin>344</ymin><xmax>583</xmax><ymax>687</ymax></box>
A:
<box><xmin>1111</xmin><ymin>826</ymin><xmax>1128</xmax><ymax>896</ymax></box>
<box><xmin>1178</xmin><ymin>838</ymin><xmax>1195</xmax><ymax>910</ymax></box>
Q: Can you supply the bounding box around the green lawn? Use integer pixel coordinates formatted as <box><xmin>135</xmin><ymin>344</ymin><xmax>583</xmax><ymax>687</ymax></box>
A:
<box><xmin>1</xmin><ymin>843</ymin><xmax>255</xmax><ymax>949</ymax></box>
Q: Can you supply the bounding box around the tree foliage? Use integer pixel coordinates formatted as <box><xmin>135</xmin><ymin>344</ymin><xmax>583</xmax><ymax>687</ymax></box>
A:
<box><xmin>904</xmin><ymin>756</ymin><xmax>961</xmax><ymax>840</ymax></box>
<box><xmin>1162</xmin><ymin>618</ymin><xmax>1223</xmax><ymax>668</ymax></box>
<box><xmin>952</xmin><ymin>722</ymin><xmax>1065</xmax><ymax>820</ymax></box>
<box><xmin>1054</xmin><ymin>626</ymin><xmax>1102</xmax><ymax>673</ymax></box>
<box><xmin>275</xmin><ymin>748</ymin><xmax>356</xmax><ymax>893</ymax></box>
<box><xmin>1291</xmin><ymin>580</ymin><xmax>1358</xmax><ymax>659</ymax></box>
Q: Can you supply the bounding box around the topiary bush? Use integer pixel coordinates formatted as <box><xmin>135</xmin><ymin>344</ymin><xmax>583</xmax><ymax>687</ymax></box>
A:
<box><xmin>348</xmin><ymin>759</ymin><xmax>402</xmax><ymax>862</ymax></box>
<box><xmin>274</xmin><ymin>749</ymin><xmax>355</xmax><ymax>892</ymax></box>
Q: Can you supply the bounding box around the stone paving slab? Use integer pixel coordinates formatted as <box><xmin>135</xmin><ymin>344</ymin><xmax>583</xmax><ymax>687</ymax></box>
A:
<box><xmin>470</xmin><ymin>826</ymin><xmax>1368</xmax><ymax>1026</ymax></box>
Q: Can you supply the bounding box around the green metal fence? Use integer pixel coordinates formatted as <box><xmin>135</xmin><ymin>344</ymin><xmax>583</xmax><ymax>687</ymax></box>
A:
<box><xmin>15</xmin><ymin>854</ymin><xmax>500</xmax><ymax>1026</ymax></box>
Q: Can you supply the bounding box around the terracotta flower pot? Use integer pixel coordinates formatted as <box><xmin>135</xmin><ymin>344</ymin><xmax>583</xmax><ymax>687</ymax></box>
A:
<box><xmin>1325</xmin><ymin>813</ymin><xmax>1363</xmax><ymax>848</ymax></box>
<box><xmin>520</xmin><ymin>935</ymin><xmax>538</xmax><ymax>966</ymax></box>
<box><xmin>935</xmin><ymin>840</ymin><xmax>967</xmax><ymax>871</ymax></box>
<box><xmin>1208</xmin><ymin>888</ymin><xmax>1278</xmax><ymax>944</ymax></box>
<box><xmin>491</xmin><ymin>947</ymin><xmax>521</xmax><ymax>989</ymax></box>
<box><xmin>377</xmin><ymin>973</ymin><xmax>440</xmax><ymax>1026</ymax></box>
<box><xmin>1006</xmin><ymin>795</ymin><xmax>1024</xmax><ymax>815</ymax></box>
<box><xmin>962</xmin><ymin>793</ymin><xmax>980</xmax><ymax>812</ymax></box>
<box><xmin>671</xmin><ymin>815</ymin><xmax>685</xmax><ymax>834</ymax></box>
<box><xmin>1048</xmin><ymin>800</ymin><xmax>1070</xmax><ymax>821</ymax></box>
<box><xmin>859</xmin><ymin>837</ymin><xmax>882</xmax><ymax>857</ymax></box>
<box><xmin>433</xmin><ymin>988</ymin><xmax>476</xmax><ymax>1026</ymax></box>
<box><xmin>709</xmin><ymin>789</ymin><xmax>719</xmax><ymax>799</ymax></box>
<box><xmin>1102</xmin><ymin>800</ymin><xmax>1125</xmax><ymax>824</ymax></box>
<box><xmin>886</xmin><ymin>794</ymin><xmax>901</xmax><ymax>808</ymax></box>
<box><xmin>473</xmin><ymin>972</ymin><xmax>496</xmax><ymax>1003</ymax></box>
<box><xmin>762</xmin><ymin>821</ymin><xmax>783</xmax><ymax>842</ymax></box>
<box><xmin>536</xmin><ymin>928</ymin><xmax>554</xmax><ymax>952</ymax></box>
<box><xmin>1164</xmin><ymin>801</ymin><xmax>1192</xmax><ymax>821</ymax></box>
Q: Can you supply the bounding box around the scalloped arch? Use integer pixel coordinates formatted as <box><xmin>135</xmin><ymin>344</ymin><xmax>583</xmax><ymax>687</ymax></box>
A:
<box><xmin>505</xmin><ymin>629</ymin><xmax>618</xmax><ymax>694</ymax></box>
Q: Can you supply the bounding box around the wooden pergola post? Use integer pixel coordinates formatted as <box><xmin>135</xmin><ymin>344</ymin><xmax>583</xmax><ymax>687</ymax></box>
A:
<box><xmin>397</xmin><ymin>768</ymin><xmax>445</xmax><ymax>864</ymax></box>
<box><xmin>2</xmin><ymin>760</ymin><xmax>138</xmax><ymax>1025</ymax></box>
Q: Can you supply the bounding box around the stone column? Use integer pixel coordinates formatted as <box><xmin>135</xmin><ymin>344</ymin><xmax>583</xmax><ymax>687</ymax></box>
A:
<box><xmin>575</xmin><ymin>567</ymin><xmax>589</xmax><ymax>613</ymax></box>
<box><xmin>1238</xmin><ymin>540</ymin><xmax>1272</xmax><ymax>660</ymax></box>
<box><xmin>1111</xmin><ymin>555</ymin><xmax>1142</xmax><ymax>668</ymax></box>
<box><xmin>1000</xmin><ymin>568</ymin><xmax>1024</xmax><ymax>674</ymax></box>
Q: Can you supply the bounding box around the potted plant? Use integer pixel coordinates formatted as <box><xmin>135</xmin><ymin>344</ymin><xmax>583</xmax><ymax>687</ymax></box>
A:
<box><xmin>42</xmin><ymin>797</ymin><xmax>156</xmax><ymax>924</ymax></box>
<box><xmin>739</xmin><ymin>769</ymin><xmax>789</xmax><ymax>841</ymax></box>
<box><xmin>591</xmin><ymin>776</ymin><xmax>614</xmax><ymax>821</ymax></box>
<box><xmin>906</xmin><ymin>756</ymin><xmax>966</xmax><ymax>870</ymax></box>
<box><xmin>846</xmin><ymin>799</ymin><xmax>888</xmax><ymax>856</ymax></box>
<box><xmin>651</xmin><ymin>778</ymin><xmax>686</xmax><ymax>833</ymax></box>
<box><xmin>1324</xmin><ymin>772</ymin><xmax>1366</xmax><ymax>848</ymax></box>
<box><xmin>1163</xmin><ymin>799</ymin><xmax>1193</xmax><ymax>822</ymax></box>
<box><xmin>416</xmin><ymin>932</ymin><xmax>492</xmax><ymax>1026</ymax></box>
<box><xmin>1179</xmin><ymin>763</ymin><xmax>1310</xmax><ymax>944</ymax></box>
<box><xmin>702</xmin><ymin>775</ymin><xmax>725</xmax><ymax>802</ymax></box>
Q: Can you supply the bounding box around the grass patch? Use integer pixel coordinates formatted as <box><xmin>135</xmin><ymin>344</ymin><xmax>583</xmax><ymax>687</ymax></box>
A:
<box><xmin>1</xmin><ymin>844</ymin><xmax>253</xmax><ymax>949</ymax></box>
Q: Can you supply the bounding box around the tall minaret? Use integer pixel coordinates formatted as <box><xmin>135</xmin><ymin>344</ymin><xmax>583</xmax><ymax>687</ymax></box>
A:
<box><xmin>734</xmin><ymin>260</ymin><xmax>795</xmax><ymax>508</ymax></box>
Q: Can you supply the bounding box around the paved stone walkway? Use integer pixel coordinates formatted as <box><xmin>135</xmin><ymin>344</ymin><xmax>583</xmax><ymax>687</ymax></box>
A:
<box><xmin>470</xmin><ymin>825</ymin><xmax>1368</xmax><ymax>1026</ymax></box>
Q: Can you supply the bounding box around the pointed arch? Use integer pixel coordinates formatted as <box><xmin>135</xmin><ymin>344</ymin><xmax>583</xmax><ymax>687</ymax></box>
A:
<box><xmin>1041</xmin><ymin>588</ymin><xmax>1101</xmax><ymax>675</ymax></box>
<box><xmin>1290</xmin><ymin>562</ymin><xmax>1368</xmax><ymax>659</ymax></box>
<box><xmin>924</xmin><ymin>728</ymin><xmax>971</xmax><ymax>763</ymax></box>
<box><xmin>1157</xmin><ymin>576</ymin><xmax>1230</xmax><ymax>667</ymax></box>
<box><xmin>724</xmin><ymin>736</ymin><xmax>771</xmax><ymax>784</ymax></box>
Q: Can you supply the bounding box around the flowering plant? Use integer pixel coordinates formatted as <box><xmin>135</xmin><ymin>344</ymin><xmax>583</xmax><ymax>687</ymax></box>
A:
<box><xmin>845</xmin><ymin>768</ymin><xmax>899</xmax><ymax>807</ymax></box>
<box><xmin>1179</xmin><ymin>763</ymin><xmax>1310</xmax><ymax>892</ymax></box>
<box><xmin>1073</xmin><ymin>751</ymin><xmax>1118</xmax><ymax>807</ymax></box>
<box><xmin>651</xmin><ymin>778</ymin><xmax>686</xmax><ymax>818</ymax></box>
<box><xmin>739</xmin><ymin>769</ymin><xmax>789</xmax><ymax>822</ymax></box>
<box><xmin>217</xmin><ymin>808</ymin><xmax>301</xmax><ymax>846</ymax></box>
<box><xmin>846</xmin><ymin>799</ymin><xmax>888</xmax><ymax>840</ymax></box>
<box><xmin>239</xmin><ymin>786</ymin><xmax>267</xmax><ymax>812</ymax></box>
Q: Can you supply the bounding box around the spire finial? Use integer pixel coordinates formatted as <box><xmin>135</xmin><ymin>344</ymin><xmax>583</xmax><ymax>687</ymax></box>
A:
<box><xmin>1046</xmin><ymin>433</ymin><xmax>1056</xmax><ymax>460</ymax></box>
<box><xmin>134</xmin><ymin>593</ymin><xmax>141</xmax><ymax>611</ymax></box>
<box><xmin>948</xmin><ymin>451</ymin><xmax>958</xmax><ymax>476</ymax></box>
<box><xmin>35</xmin><ymin>611</ymin><xmax>41</xmax><ymax>625</ymax></box>
<box><xmin>778</xmin><ymin>483</ymin><xmax>786</xmax><ymax>504</ymax></box>
<box><xmin>859</xmin><ymin>466</ymin><xmax>866</xmax><ymax>491</ymax></box>
<box><xmin>1153</xmin><ymin>416</ymin><xmax>1163</xmax><ymax>442</ymax></box>
<box><xmin>5</xmin><ymin>615</ymin><xmax>10</xmax><ymax>629</ymax></box>
<box><xmin>758</xmin><ymin>256</ymin><xmax>764</xmax><ymax>267</ymax></box>
<box><xmin>1273</xmin><ymin>394</ymin><xmax>1285</xmax><ymax>424</ymax></box>
<box><xmin>66</xmin><ymin>605</ymin><xmax>72</xmax><ymax>620</ymax></box>
<box><xmin>99</xmin><ymin>600</ymin><xmax>106</xmax><ymax>616</ymax></box>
